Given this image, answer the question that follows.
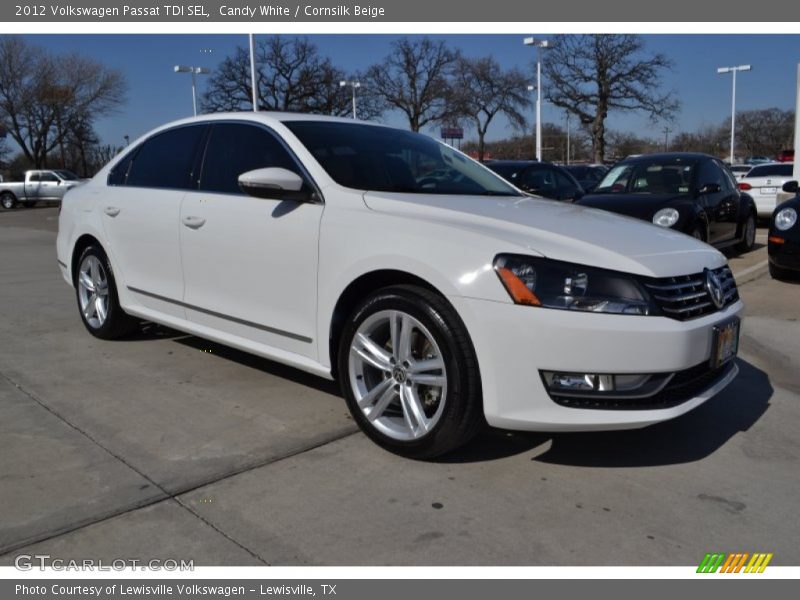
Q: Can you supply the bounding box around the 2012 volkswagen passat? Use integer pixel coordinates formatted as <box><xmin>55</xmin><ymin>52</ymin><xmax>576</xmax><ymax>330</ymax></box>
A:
<box><xmin>57</xmin><ymin>113</ymin><xmax>743</xmax><ymax>458</ymax></box>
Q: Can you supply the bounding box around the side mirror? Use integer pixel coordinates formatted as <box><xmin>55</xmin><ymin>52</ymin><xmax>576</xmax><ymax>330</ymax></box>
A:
<box><xmin>782</xmin><ymin>180</ymin><xmax>799</xmax><ymax>194</ymax></box>
<box><xmin>237</xmin><ymin>167</ymin><xmax>311</xmax><ymax>201</ymax></box>
<box><xmin>698</xmin><ymin>183</ymin><xmax>721</xmax><ymax>195</ymax></box>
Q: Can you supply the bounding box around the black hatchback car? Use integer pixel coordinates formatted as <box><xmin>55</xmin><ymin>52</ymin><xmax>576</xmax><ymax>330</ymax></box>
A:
<box><xmin>486</xmin><ymin>160</ymin><xmax>585</xmax><ymax>202</ymax></box>
<box><xmin>577</xmin><ymin>153</ymin><xmax>757</xmax><ymax>253</ymax></box>
<box><xmin>768</xmin><ymin>181</ymin><xmax>800</xmax><ymax>280</ymax></box>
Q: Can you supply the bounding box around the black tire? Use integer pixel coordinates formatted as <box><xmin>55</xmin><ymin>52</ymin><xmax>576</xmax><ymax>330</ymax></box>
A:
<box><xmin>337</xmin><ymin>284</ymin><xmax>483</xmax><ymax>459</ymax></box>
<box><xmin>735</xmin><ymin>212</ymin><xmax>757</xmax><ymax>253</ymax></box>
<box><xmin>769</xmin><ymin>262</ymin><xmax>797</xmax><ymax>281</ymax></box>
<box><xmin>1</xmin><ymin>193</ymin><xmax>16</xmax><ymax>210</ymax></box>
<box><xmin>74</xmin><ymin>244</ymin><xmax>139</xmax><ymax>340</ymax></box>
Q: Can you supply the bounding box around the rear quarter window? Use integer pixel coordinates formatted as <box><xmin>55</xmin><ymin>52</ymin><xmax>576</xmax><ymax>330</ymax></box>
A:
<box><xmin>125</xmin><ymin>125</ymin><xmax>207</xmax><ymax>190</ymax></box>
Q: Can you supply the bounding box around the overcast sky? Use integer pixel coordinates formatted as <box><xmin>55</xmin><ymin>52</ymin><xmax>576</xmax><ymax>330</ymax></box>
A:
<box><xmin>17</xmin><ymin>34</ymin><xmax>800</xmax><ymax>148</ymax></box>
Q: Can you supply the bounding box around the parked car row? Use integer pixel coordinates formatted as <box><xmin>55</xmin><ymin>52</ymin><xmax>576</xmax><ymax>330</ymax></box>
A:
<box><xmin>56</xmin><ymin>113</ymin><xmax>745</xmax><ymax>458</ymax></box>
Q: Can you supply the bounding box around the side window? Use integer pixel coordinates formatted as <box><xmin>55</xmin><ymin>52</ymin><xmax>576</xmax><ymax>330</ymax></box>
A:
<box><xmin>40</xmin><ymin>172</ymin><xmax>59</xmax><ymax>183</ymax></box>
<box><xmin>126</xmin><ymin>125</ymin><xmax>207</xmax><ymax>190</ymax></box>
<box><xmin>107</xmin><ymin>150</ymin><xmax>135</xmax><ymax>186</ymax></box>
<box><xmin>199</xmin><ymin>123</ymin><xmax>301</xmax><ymax>195</ymax></box>
<box><xmin>522</xmin><ymin>167</ymin><xmax>557</xmax><ymax>194</ymax></box>
<box><xmin>697</xmin><ymin>160</ymin><xmax>725</xmax><ymax>191</ymax></box>
<box><xmin>554</xmin><ymin>170</ymin><xmax>576</xmax><ymax>190</ymax></box>
<box><xmin>28</xmin><ymin>172</ymin><xmax>40</xmax><ymax>182</ymax></box>
<box><xmin>716</xmin><ymin>161</ymin><xmax>736</xmax><ymax>191</ymax></box>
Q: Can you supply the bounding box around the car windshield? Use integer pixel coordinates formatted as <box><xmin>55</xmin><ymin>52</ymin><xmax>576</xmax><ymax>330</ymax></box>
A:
<box><xmin>284</xmin><ymin>121</ymin><xmax>521</xmax><ymax>196</ymax></box>
<box><xmin>594</xmin><ymin>158</ymin><xmax>696</xmax><ymax>195</ymax></box>
<box><xmin>54</xmin><ymin>170</ymin><xmax>80</xmax><ymax>180</ymax></box>
<box><xmin>745</xmin><ymin>164</ymin><xmax>794</xmax><ymax>178</ymax></box>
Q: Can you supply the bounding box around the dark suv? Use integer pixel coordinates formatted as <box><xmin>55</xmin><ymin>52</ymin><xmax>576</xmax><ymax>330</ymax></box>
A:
<box><xmin>486</xmin><ymin>160</ymin><xmax>584</xmax><ymax>202</ymax></box>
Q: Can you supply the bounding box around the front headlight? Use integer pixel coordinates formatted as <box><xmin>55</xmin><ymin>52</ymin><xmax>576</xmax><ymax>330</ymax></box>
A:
<box><xmin>652</xmin><ymin>207</ymin><xmax>680</xmax><ymax>228</ymax></box>
<box><xmin>494</xmin><ymin>254</ymin><xmax>654</xmax><ymax>315</ymax></box>
<box><xmin>775</xmin><ymin>207</ymin><xmax>797</xmax><ymax>231</ymax></box>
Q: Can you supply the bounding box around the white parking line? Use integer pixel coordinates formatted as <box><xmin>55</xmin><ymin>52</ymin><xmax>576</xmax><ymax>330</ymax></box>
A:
<box><xmin>733</xmin><ymin>259</ymin><xmax>769</xmax><ymax>281</ymax></box>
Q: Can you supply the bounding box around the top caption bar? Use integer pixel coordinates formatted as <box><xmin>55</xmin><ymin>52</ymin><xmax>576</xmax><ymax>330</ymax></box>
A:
<box><xmin>5</xmin><ymin>0</ymin><xmax>800</xmax><ymax>22</ymax></box>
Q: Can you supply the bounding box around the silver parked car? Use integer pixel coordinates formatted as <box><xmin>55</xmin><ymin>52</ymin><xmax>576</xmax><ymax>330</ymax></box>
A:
<box><xmin>0</xmin><ymin>169</ymin><xmax>86</xmax><ymax>209</ymax></box>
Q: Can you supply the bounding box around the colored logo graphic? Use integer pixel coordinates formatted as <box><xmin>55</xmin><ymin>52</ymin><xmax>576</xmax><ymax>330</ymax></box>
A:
<box><xmin>697</xmin><ymin>552</ymin><xmax>773</xmax><ymax>573</ymax></box>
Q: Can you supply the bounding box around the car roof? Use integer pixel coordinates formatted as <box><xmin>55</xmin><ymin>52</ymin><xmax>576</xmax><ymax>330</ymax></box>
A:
<box><xmin>487</xmin><ymin>160</ymin><xmax>552</xmax><ymax>167</ymax></box>
<box><xmin>620</xmin><ymin>152</ymin><xmax>711</xmax><ymax>163</ymax></box>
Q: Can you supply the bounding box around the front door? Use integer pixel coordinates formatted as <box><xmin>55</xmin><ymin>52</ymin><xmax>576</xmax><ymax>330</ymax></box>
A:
<box><xmin>179</xmin><ymin>122</ymin><xmax>323</xmax><ymax>359</ymax></box>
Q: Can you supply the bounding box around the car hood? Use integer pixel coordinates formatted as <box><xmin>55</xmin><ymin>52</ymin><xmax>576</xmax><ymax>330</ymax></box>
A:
<box><xmin>362</xmin><ymin>192</ymin><xmax>725</xmax><ymax>278</ymax></box>
<box><xmin>577</xmin><ymin>193</ymin><xmax>684</xmax><ymax>220</ymax></box>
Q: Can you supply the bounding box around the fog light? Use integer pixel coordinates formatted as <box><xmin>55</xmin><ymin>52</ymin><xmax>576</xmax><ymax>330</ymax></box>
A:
<box><xmin>541</xmin><ymin>371</ymin><xmax>653</xmax><ymax>393</ymax></box>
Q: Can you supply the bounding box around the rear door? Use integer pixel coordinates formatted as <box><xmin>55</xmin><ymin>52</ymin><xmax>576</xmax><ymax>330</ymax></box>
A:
<box><xmin>179</xmin><ymin>121</ymin><xmax>323</xmax><ymax>359</ymax></box>
<box><xmin>36</xmin><ymin>171</ymin><xmax>62</xmax><ymax>200</ymax></box>
<box><xmin>101</xmin><ymin>123</ymin><xmax>208</xmax><ymax>319</ymax></box>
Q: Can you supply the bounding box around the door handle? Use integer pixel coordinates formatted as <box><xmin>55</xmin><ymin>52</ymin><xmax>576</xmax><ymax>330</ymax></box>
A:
<box><xmin>182</xmin><ymin>215</ymin><xmax>206</xmax><ymax>229</ymax></box>
<box><xmin>104</xmin><ymin>206</ymin><xmax>120</xmax><ymax>217</ymax></box>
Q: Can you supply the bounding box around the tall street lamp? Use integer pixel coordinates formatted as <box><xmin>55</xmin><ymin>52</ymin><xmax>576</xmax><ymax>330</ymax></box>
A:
<box><xmin>565</xmin><ymin>111</ymin><xmax>571</xmax><ymax>165</ymax></box>
<box><xmin>717</xmin><ymin>64</ymin><xmax>751</xmax><ymax>164</ymax></box>
<box><xmin>174</xmin><ymin>65</ymin><xmax>211</xmax><ymax>116</ymax></box>
<box><xmin>249</xmin><ymin>34</ymin><xmax>258</xmax><ymax>111</ymax></box>
<box><xmin>340</xmin><ymin>80</ymin><xmax>362</xmax><ymax>119</ymax></box>
<box><xmin>524</xmin><ymin>37</ymin><xmax>550</xmax><ymax>162</ymax></box>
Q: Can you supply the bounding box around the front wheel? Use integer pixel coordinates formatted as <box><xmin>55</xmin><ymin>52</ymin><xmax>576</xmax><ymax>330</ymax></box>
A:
<box><xmin>337</xmin><ymin>285</ymin><xmax>483</xmax><ymax>459</ymax></box>
<box><xmin>735</xmin><ymin>213</ymin><xmax>757</xmax><ymax>253</ymax></box>
<box><xmin>1</xmin><ymin>193</ymin><xmax>16</xmax><ymax>210</ymax></box>
<box><xmin>769</xmin><ymin>262</ymin><xmax>797</xmax><ymax>281</ymax></box>
<box><xmin>75</xmin><ymin>245</ymin><xmax>139</xmax><ymax>339</ymax></box>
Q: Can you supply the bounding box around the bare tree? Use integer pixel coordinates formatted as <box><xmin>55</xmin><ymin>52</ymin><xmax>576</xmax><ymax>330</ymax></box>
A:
<box><xmin>201</xmin><ymin>37</ymin><xmax>383</xmax><ymax>119</ymax></box>
<box><xmin>366</xmin><ymin>37</ymin><xmax>460</xmax><ymax>132</ymax></box>
<box><xmin>0</xmin><ymin>37</ymin><xmax>126</xmax><ymax>168</ymax></box>
<box><xmin>733</xmin><ymin>108</ymin><xmax>794</xmax><ymax>158</ymax></box>
<box><xmin>542</xmin><ymin>35</ymin><xmax>678</xmax><ymax>163</ymax></box>
<box><xmin>451</xmin><ymin>57</ymin><xmax>530</xmax><ymax>161</ymax></box>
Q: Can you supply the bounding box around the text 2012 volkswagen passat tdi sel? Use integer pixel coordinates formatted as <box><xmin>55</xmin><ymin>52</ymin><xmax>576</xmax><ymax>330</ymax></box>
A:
<box><xmin>57</xmin><ymin>114</ymin><xmax>743</xmax><ymax>458</ymax></box>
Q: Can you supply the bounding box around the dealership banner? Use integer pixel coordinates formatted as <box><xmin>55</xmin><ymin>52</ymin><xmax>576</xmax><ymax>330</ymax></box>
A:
<box><xmin>3</xmin><ymin>579</ymin><xmax>799</xmax><ymax>599</ymax></box>
<box><xmin>3</xmin><ymin>0</ymin><xmax>800</xmax><ymax>22</ymax></box>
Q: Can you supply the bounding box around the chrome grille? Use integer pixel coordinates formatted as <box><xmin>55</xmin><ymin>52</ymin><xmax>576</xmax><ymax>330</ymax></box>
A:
<box><xmin>643</xmin><ymin>266</ymin><xmax>738</xmax><ymax>320</ymax></box>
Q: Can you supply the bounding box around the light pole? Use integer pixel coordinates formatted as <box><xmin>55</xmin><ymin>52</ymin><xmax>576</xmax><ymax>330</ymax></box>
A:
<box><xmin>524</xmin><ymin>37</ymin><xmax>550</xmax><ymax>162</ymax></box>
<box><xmin>173</xmin><ymin>65</ymin><xmax>211</xmax><ymax>116</ymax></box>
<box><xmin>340</xmin><ymin>80</ymin><xmax>362</xmax><ymax>119</ymax></box>
<box><xmin>249</xmin><ymin>34</ymin><xmax>258</xmax><ymax>111</ymax></box>
<box><xmin>717</xmin><ymin>64</ymin><xmax>751</xmax><ymax>164</ymax></box>
<box><xmin>565</xmin><ymin>111</ymin><xmax>571</xmax><ymax>165</ymax></box>
<box><xmin>663</xmin><ymin>125</ymin><xmax>671</xmax><ymax>151</ymax></box>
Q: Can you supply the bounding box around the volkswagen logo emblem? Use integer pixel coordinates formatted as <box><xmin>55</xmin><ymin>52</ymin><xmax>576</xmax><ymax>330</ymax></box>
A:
<box><xmin>705</xmin><ymin>269</ymin><xmax>725</xmax><ymax>309</ymax></box>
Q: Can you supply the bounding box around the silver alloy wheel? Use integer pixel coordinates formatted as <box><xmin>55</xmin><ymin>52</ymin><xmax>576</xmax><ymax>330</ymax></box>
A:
<box><xmin>77</xmin><ymin>255</ymin><xmax>110</xmax><ymax>329</ymax></box>
<box><xmin>348</xmin><ymin>309</ymin><xmax>448</xmax><ymax>441</ymax></box>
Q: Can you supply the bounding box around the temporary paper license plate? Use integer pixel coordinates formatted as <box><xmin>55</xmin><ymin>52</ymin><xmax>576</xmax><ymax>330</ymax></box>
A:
<box><xmin>711</xmin><ymin>318</ymin><xmax>740</xmax><ymax>368</ymax></box>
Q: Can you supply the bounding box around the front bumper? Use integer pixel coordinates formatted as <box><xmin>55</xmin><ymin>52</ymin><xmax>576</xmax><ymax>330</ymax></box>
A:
<box><xmin>768</xmin><ymin>236</ymin><xmax>800</xmax><ymax>271</ymax></box>
<box><xmin>451</xmin><ymin>296</ymin><xmax>743</xmax><ymax>431</ymax></box>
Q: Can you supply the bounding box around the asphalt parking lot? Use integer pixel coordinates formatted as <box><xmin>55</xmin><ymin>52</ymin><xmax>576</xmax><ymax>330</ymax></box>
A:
<box><xmin>1</xmin><ymin>207</ymin><xmax>798</xmax><ymax>566</ymax></box>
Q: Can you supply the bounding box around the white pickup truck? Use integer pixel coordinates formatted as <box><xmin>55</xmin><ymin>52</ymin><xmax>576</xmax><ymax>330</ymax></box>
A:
<box><xmin>0</xmin><ymin>169</ymin><xmax>87</xmax><ymax>209</ymax></box>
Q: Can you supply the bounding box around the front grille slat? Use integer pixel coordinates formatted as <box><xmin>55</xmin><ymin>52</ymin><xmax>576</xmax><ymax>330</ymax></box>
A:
<box><xmin>643</xmin><ymin>266</ymin><xmax>739</xmax><ymax>321</ymax></box>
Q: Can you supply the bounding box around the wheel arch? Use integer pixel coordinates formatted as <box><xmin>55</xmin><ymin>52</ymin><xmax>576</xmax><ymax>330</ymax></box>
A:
<box><xmin>328</xmin><ymin>269</ymin><xmax>451</xmax><ymax>379</ymax></box>
<box><xmin>70</xmin><ymin>233</ymin><xmax>105</xmax><ymax>284</ymax></box>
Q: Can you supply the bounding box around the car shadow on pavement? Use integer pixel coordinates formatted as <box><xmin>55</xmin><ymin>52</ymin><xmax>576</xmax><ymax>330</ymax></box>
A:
<box><xmin>173</xmin><ymin>334</ymin><xmax>341</xmax><ymax>396</ymax></box>
<box><xmin>122</xmin><ymin>322</ymin><xmax>189</xmax><ymax>342</ymax></box>
<box><xmin>439</xmin><ymin>358</ymin><xmax>772</xmax><ymax>466</ymax></box>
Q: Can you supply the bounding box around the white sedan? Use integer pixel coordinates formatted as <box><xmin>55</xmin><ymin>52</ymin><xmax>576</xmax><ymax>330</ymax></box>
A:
<box><xmin>739</xmin><ymin>162</ymin><xmax>794</xmax><ymax>217</ymax></box>
<box><xmin>56</xmin><ymin>113</ymin><xmax>743</xmax><ymax>458</ymax></box>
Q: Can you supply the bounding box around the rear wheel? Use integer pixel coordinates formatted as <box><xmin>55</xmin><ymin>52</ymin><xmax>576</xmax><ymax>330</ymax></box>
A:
<box><xmin>1</xmin><ymin>193</ymin><xmax>16</xmax><ymax>210</ymax></box>
<box><xmin>75</xmin><ymin>245</ymin><xmax>139</xmax><ymax>339</ymax></box>
<box><xmin>338</xmin><ymin>285</ymin><xmax>483</xmax><ymax>459</ymax></box>
<box><xmin>735</xmin><ymin>212</ymin><xmax>757</xmax><ymax>253</ymax></box>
